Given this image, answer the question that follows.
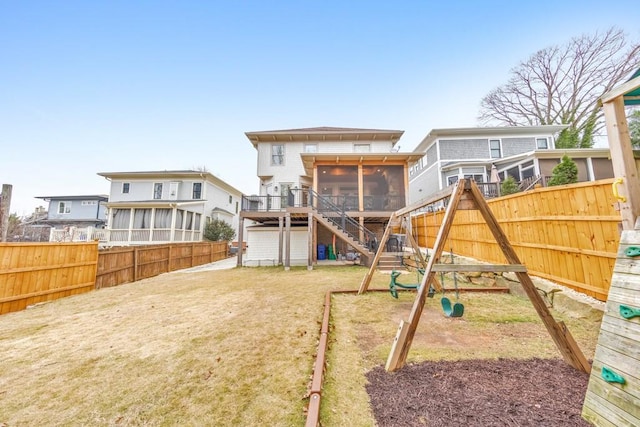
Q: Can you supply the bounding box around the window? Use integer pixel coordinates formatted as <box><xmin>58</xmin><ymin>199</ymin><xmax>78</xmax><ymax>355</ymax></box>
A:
<box><xmin>228</xmin><ymin>195</ymin><xmax>232</xmax><ymax>203</ymax></box>
<box><xmin>490</xmin><ymin>139</ymin><xmax>501</xmax><ymax>159</ymax></box>
<box><xmin>536</xmin><ymin>138</ymin><xmax>548</xmax><ymax>149</ymax></box>
<box><xmin>153</xmin><ymin>183</ymin><xmax>163</xmax><ymax>200</ymax></box>
<box><xmin>304</xmin><ymin>143</ymin><xmax>317</xmax><ymax>153</ymax></box>
<box><xmin>58</xmin><ymin>201</ymin><xmax>71</xmax><ymax>214</ymax></box>
<box><xmin>81</xmin><ymin>200</ymin><xmax>97</xmax><ymax>206</ymax></box>
<box><xmin>193</xmin><ymin>183</ymin><xmax>202</xmax><ymax>199</ymax></box>
<box><xmin>122</xmin><ymin>183</ymin><xmax>130</xmax><ymax>194</ymax></box>
<box><xmin>235</xmin><ymin>201</ymin><xmax>238</xmax><ymax>213</ymax></box>
<box><xmin>464</xmin><ymin>174</ymin><xmax>484</xmax><ymax>183</ymax></box>
<box><xmin>447</xmin><ymin>176</ymin><xmax>459</xmax><ymax>185</ymax></box>
<box><xmin>353</xmin><ymin>144</ymin><xmax>371</xmax><ymax>153</ymax></box>
<box><xmin>271</xmin><ymin>144</ymin><xmax>285</xmax><ymax>165</ymax></box>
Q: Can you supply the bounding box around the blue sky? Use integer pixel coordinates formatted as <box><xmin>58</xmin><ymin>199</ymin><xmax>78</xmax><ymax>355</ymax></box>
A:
<box><xmin>1</xmin><ymin>1</ymin><xmax>638</xmax><ymax>215</ymax></box>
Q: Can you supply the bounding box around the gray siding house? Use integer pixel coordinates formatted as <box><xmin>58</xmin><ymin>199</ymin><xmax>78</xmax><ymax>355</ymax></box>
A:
<box><xmin>34</xmin><ymin>194</ymin><xmax>109</xmax><ymax>242</ymax></box>
<box><xmin>35</xmin><ymin>194</ymin><xmax>108</xmax><ymax>227</ymax></box>
<box><xmin>408</xmin><ymin>126</ymin><xmax>615</xmax><ymax>202</ymax></box>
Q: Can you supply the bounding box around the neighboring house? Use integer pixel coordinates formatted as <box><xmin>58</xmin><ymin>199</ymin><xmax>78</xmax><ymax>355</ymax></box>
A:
<box><xmin>239</xmin><ymin>127</ymin><xmax>423</xmax><ymax>268</ymax></box>
<box><xmin>34</xmin><ymin>194</ymin><xmax>108</xmax><ymax>241</ymax></box>
<box><xmin>97</xmin><ymin>170</ymin><xmax>243</xmax><ymax>246</ymax></box>
<box><xmin>408</xmin><ymin>125</ymin><xmax>615</xmax><ymax>202</ymax></box>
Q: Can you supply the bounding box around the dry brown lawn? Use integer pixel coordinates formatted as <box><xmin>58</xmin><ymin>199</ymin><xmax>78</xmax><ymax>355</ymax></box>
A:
<box><xmin>0</xmin><ymin>264</ymin><xmax>602</xmax><ymax>426</ymax></box>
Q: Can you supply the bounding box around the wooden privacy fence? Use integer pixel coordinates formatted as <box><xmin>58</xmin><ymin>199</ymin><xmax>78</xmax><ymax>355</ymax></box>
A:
<box><xmin>411</xmin><ymin>179</ymin><xmax>620</xmax><ymax>301</ymax></box>
<box><xmin>0</xmin><ymin>241</ymin><xmax>229</xmax><ymax>314</ymax></box>
<box><xmin>96</xmin><ymin>241</ymin><xmax>228</xmax><ymax>289</ymax></box>
<box><xmin>0</xmin><ymin>242</ymin><xmax>99</xmax><ymax>314</ymax></box>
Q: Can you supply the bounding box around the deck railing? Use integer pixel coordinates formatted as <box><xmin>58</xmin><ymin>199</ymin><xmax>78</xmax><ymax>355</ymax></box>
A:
<box><xmin>50</xmin><ymin>226</ymin><xmax>202</xmax><ymax>246</ymax></box>
<box><xmin>241</xmin><ymin>191</ymin><xmax>405</xmax><ymax>212</ymax></box>
<box><xmin>307</xmin><ymin>188</ymin><xmax>377</xmax><ymax>251</ymax></box>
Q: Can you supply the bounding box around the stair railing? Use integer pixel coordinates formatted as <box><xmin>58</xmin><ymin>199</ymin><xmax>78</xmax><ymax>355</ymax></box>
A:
<box><xmin>301</xmin><ymin>188</ymin><xmax>377</xmax><ymax>252</ymax></box>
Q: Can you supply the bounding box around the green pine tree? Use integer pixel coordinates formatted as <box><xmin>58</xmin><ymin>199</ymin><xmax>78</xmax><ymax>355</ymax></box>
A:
<box><xmin>547</xmin><ymin>155</ymin><xmax>578</xmax><ymax>186</ymax></box>
<box><xmin>500</xmin><ymin>176</ymin><xmax>520</xmax><ymax>196</ymax></box>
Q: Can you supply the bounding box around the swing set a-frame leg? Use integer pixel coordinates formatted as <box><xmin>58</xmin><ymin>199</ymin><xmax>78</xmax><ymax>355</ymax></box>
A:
<box><xmin>358</xmin><ymin>213</ymin><xmax>399</xmax><ymax>294</ymax></box>
<box><xmin>386</xmin><ymin>181</ymin><xmax>466</xmax><ymax>371</ymax></box>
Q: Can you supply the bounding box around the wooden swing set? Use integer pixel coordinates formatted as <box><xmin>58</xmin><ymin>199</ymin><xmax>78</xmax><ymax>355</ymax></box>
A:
<box><xmin>358</xmin><ymin>178</ymin><xmax>591</xmax><ymax>374</ymax></box>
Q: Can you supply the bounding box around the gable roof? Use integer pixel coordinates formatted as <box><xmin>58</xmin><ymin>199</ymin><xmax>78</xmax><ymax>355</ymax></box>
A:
<box><xmin>245</xmin><ymin>126</ymin><xmax>404</xmax><ymax>147</ymax></box>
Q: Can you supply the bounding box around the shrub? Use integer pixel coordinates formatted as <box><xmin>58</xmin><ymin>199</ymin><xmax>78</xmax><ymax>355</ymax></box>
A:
<box><xmin>547</xmin><ymin>154</ymin><xmax>578</xmax><ymax>187</ymax></box>
<box><xmin>500</xmin><ymin>176</ymin><xmax>520</xmax><ymax>196</ymax></box>
<box><xmin>204</xmin><ymin>219</ymin><xmax>236</xmax><ymax>242</ymax></box>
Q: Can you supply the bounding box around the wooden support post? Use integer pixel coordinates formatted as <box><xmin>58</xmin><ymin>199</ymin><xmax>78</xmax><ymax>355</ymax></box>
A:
<box><xmin>237</xmin><ymin>217</ymin><xmax>244</xmax><ymax>267</ymax></box>
<box><xmin>284</xmin><ymin>213</ymin><xmax>291</xmax><ymax>271</ymax></box>
<box><xmin>404</xmin><ymin>219</ymin><xmax>426</xmax><ymax>269</ymax></box>
<box><xmin>468</xmin><ymin>181</ymin><xmax>591</xmax><ymax>373</ymax></box>
<box><xmin>133</xmin><ymin>246</ymin><xmax>139</xmax><ymax>282</ymax></box>
<box><xmin>307</xmin><ymin>212</ymin><xmax>313</xmax><ymax>270</ymax></box>
<box><xmin>385</xmin><ymin>320</ymin><xmax>410</xmax><ymax>371</ymax></box>
<box><xmin>358</xmin><ymin>212</ymin><xmax>397</xmax><ymax>294</ymax></box>
<box><xmin>0</xmin><ymin>184</ymin><xmax>12</xmax><ymax>242</ymax></box>
<box><xmin>386</xmin><ymin>181</ymin><xmax>465</xmax><ymax>371</ymax></box>
<box><xmin>278</xmin><ymin>216</ymin><xmax>284</xmax><ymax>266</ymax></box>
<box><xmin>603</xmin><ymin>97</ymin><xmax>640</xmax><ymax>230</ymax></box>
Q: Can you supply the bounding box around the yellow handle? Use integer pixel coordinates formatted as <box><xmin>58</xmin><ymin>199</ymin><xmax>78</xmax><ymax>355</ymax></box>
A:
<box><xmin>613</xmin><ymin>178</ymin><xmax>627</xmax><ymax>203</ymax></box>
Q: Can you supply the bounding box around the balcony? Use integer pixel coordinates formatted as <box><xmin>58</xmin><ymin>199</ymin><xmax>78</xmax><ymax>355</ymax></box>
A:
<box><xmin>241</xmin><ymin>189</ymin><xmax>405</xmax><ymax>213</ymax></box>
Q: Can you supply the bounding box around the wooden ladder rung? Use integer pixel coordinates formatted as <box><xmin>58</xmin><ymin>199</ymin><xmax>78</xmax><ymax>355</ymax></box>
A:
<box><xmin>431</xmin><ymin>264</ymin><xmax>527</xmax><ymax>273</ymax></box>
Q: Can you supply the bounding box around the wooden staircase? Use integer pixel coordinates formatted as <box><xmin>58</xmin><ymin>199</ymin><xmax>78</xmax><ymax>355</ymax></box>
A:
<box><xmin>311</xmin><ymin>211</ymin><xmax>374</xmax><ymax>259</ymax></box>
<box><xmin>377</xmin><ymin>253</ymin><xmax>405</xmax><ymax>271</ymax></box>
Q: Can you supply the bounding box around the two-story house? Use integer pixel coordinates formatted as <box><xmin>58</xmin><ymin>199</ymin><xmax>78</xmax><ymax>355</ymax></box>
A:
<box><xmin>408</xmin><ymin>125</ymin><xmax>615</xmax><ymax>202</ymax></box>
<box><xmin>238</xmin><ymin>127</ymin><xmax>423</xmax><ymax>268</ymax></box>
<box><xmin>97</xmin><ymin>170</ymin><xmax>243</xmax><ymax>246</ymax></box>
<box><xmin>34</xmin><ymin>194</ymin><xmax>108</xmax><ymax>241</ymax></box>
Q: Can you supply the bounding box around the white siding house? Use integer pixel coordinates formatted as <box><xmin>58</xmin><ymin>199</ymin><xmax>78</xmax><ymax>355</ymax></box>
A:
<box><xmin>98</xmin><ymin>170</ymin><xmax>243</xmax><ymax>246</ymax></box>
<box><xmin>240</xmin><ymin>127</ymin><xmax>422</xmax><ymax>269</ymax></box>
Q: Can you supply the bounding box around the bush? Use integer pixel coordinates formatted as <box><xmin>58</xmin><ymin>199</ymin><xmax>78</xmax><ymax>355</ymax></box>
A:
<box><xmin>547</xmin><ymin>154</ymin><xmax>578</xmax><ymax>187</ymax></box>
<box><xmin>500</xmin><ymin>176</ymin><xmax>520</xmax><ymax>196</ymax></box>
<box><xmin>204</xmin><ymin>219</ymin><xmax>236</xmax><ymax>242</ymax></box>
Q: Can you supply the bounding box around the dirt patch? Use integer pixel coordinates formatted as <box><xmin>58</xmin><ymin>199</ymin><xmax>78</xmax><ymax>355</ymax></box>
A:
<box><xmin>366</xmin><ymin>358</ymin><xmax>590</xmax><ymax>427</ymax></box>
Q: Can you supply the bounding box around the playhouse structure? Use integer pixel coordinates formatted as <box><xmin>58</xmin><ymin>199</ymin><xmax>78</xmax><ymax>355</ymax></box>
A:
<box><xmin>582</xmin><ymin>69</ymin><xmax>640</xmax><ymax>425</ymax></box>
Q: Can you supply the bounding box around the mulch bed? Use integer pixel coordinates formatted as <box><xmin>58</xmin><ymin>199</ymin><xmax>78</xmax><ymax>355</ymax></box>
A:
<box><xmin>366</xmin><ymin>358</ymin><xmax>591</xmax><ymax>427</ymax></box>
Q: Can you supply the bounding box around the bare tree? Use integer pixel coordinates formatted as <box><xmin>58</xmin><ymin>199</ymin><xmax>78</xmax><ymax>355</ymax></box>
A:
<box><xmin>479</xmin><ymin>28</ymin><xmax>640</xmax><ymax>148</ymax></box>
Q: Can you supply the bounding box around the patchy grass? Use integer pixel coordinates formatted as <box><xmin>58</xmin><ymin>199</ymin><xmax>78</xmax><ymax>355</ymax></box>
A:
<box><xmin>0</xmin><ymin>264</ymin><xmax>601</xmax><ymax>426</ymax></box>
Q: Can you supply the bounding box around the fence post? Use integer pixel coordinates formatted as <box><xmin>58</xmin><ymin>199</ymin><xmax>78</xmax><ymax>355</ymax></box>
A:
<box><xmin>133</xmin><ymin>247</ymin><xmax>138</xmax><ymax>282</ymax></box>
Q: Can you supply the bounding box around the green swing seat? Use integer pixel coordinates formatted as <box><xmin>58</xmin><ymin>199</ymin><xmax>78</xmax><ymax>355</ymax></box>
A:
<box><xmin>439</xmin><ymin>258</ymin><xmax>464</xmax><ymax>317</ymax></box>
<box><xmin>389</xmin><ymin>270</ymin><xmax>434</xmax><ymax>299</ymax></box>
<box><xmin>441</xmin><ymin>297</ymin><xmax>464</xmax><ymax>317</ymax></box>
